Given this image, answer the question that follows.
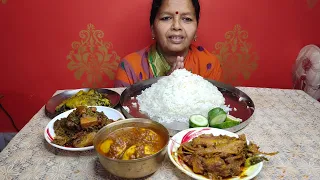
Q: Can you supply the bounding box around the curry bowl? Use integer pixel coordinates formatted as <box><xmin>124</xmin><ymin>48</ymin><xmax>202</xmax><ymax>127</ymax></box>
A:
<box><xmin>93</xmin><ymin>118</ymin><xmax>170</xmax><ymax>179</ymax></box>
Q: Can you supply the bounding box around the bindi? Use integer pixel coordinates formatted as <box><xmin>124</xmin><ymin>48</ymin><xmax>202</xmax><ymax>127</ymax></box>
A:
<box><xmin>175</xmin><ymin>11</ymin><xmax>179</xmax><ymax>14</ymax></box>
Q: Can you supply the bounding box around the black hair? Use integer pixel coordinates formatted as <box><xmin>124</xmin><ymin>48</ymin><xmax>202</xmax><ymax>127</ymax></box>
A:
<box><xmin>149</xmin><ymin>0</ymin><xmax>200</xmax><ymax>26</ymax></box>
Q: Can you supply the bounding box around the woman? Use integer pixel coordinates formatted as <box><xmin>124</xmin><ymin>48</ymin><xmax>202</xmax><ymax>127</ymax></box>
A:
<box><xmin>114</xmin><ymin>0</ymin><xmax>222</xmax><ymax>87</ymax></box>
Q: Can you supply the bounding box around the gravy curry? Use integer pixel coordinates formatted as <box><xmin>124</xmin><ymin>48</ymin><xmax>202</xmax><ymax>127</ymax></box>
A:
<box><xmin>98</xmin><ymin>127</ymin><xmax>165</xmax><ymax>160</ymax></box>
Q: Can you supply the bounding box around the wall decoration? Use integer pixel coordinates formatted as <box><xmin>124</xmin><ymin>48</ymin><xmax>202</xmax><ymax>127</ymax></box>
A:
<box><xmin>213</xmin><ymin>24</ymin><xmax>259</xmax><ymax>85</ymax></box>
<box><xmin>67</xmin><ymin>23</ymin><xmax>120</xmax><ymax>87</ymax></box>
<box><xmin>307</xmin><ymin>0</ymin><xmax>319</xmax><ymax>8</ymax></box>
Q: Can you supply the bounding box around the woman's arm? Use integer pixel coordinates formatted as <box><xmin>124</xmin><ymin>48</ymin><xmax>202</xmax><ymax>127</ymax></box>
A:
<box><xmin>114</xmin><ymin>60</ymin><xmax>134</xmax><ymax>87</ymax></box>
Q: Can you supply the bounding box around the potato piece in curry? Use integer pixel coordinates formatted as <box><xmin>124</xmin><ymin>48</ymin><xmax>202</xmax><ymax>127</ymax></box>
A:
<box><xmin>98</xmin><ymin>127</ymin><xmax>165</xmax><ymax>160</ymax></box>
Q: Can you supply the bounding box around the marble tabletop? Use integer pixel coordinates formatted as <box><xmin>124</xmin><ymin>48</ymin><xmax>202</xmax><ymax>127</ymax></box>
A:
<box><xmin>1</xmin><ymin>87</ymin><xmax>320</xmax><ymax>180</ymax></box>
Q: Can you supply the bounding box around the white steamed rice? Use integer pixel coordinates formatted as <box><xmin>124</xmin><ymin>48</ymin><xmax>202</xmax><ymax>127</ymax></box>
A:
<box><xmin>136</xmin><ymin>69</ymin><xmax>226</xmax><ymax>124</ymax></box>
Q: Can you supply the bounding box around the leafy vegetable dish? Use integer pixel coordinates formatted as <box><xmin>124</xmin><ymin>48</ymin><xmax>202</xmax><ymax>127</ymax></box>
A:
<box><xmin>98</xmin><ymin>127</ymin><xmax>166</xmax><ymax>160</ymax></box>
<box><xmin>55</xmin><ymin>89</ymin><xmax>111</xmax><ymax>113</ymax></box>
<box><xmin>53</xmin><ymin>106</ymin><xmax>115</xmax><ymax>148</ymax></box>
<box><xmin>177</xmin><ymin>134</ymin><xmax>277</xmax><ymax>180</ymax></box>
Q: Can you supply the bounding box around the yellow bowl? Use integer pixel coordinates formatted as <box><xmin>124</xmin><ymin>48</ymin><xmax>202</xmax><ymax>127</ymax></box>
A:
<box><xmin>93</xmin><ymin>118</ymin><xmax>169</xmax><ymax>178</ymax></box>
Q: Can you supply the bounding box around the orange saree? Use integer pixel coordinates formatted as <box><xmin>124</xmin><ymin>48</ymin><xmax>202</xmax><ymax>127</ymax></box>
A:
<box><xmin>114</xmin><ymin>44</ymin><xmax>222</xmax><ymax>87</ymax></box>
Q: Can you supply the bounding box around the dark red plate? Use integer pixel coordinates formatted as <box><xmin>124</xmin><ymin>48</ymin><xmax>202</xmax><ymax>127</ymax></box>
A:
<box><xmin>45</xmin><ymin>88</ymin><xmax>120</xmax><ymax>119</ymax></box>
<box><xmin>119</xmin><ymin>77</ymin><xmax>254</xmax><ymax>134</ymax></box>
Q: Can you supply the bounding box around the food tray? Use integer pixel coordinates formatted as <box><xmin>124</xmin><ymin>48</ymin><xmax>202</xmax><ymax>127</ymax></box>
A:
<box><xmin>120</xmin><ymin>77</ymin><xmax>255</xmax><ymax>134</ymax></box>
<box><xmin>45</xmin><ymin>88</ymin><xmax>120</xmax><ymax>119</ymax></box>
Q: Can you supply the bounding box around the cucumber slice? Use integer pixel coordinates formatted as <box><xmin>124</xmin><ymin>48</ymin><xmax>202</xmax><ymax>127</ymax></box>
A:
<box><xmin>209</xmin><ymin>114</ymin><xmax>227</xmax><ymax>127</ymax></box>
<box><xmin>226</xmin><ymin>114</ymin><xmax>243</xmax><ymax>123</ymax></box>
<box><xmin>189</xmin><ymin>115</ymin><xmax>209</xmax><ymax>128</ymax></box>
<box><xmin>210</xmin><ymin>120</ymin><xmax>240</xmax><ymax>129</ymax></box>
<box><xmin>208</xmin><ymin>107</ymin><xmax>227</xmax><ymax>127</ymax></box>
<box><xmin>210</xmin><ymin>115</ymin><xmax>241</xmax><ymax>129</ymax></box>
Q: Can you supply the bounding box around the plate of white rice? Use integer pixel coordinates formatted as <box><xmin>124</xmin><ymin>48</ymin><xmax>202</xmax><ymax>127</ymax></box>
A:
<box><xmin>120</xmin><ymin>69</ymin><xmax>254</xmax><ymax>133</ymax></box>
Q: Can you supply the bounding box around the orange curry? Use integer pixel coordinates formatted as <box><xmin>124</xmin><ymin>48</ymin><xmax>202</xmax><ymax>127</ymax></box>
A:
<box><xmin>98</xmin><ymin>127</ymin><xmax>165</xmax><ymax>160</ymax></box>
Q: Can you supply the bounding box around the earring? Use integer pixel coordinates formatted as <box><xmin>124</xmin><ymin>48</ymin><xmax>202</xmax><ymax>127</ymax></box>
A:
<box><xmin>152</xmin><ymin>37</ymin><xmax>155</xmax><ymax>40</ymax></box>
<box><xmin>194</xmin><ymin>35</ymin><xmax>197</xmax><ymax>41</ymax></box>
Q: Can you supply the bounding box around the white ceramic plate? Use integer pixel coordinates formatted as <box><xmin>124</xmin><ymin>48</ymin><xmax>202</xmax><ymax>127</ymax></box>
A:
<box><xmin>44</xmin><ymin>106</ymin><xmax>125</xmax><ymax>151</ymax></box>
<box><xmin>168</xmin><ymin>127</ymin><xmax>263</xmax><ymax>180</ymax></box>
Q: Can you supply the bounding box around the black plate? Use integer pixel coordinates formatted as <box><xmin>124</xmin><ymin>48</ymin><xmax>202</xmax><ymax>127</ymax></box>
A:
<box><xmin>119</xmin><ymin>77</ymin><xmax>255</xmax><ymax>134</ymax></box>
<box><xmin>45</xmin><ymin>88</ymin><xmax>120</xmax><ymax>119</ymax></box>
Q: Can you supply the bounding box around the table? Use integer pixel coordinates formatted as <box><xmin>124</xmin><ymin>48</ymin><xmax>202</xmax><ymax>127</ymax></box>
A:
<box><xmin>1</xmin><ymin>87</ymin><xmax>320</xmax><ymax>180</ymax></box>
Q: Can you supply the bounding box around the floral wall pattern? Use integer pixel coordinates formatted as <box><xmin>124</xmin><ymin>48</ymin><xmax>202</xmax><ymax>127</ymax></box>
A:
<box><xmin>67</xmin><ymin>24</ymin><xmax>120</xmax><ymax>88</ymax></box>
<box><xmin>213</xmin><ymin>25</ymin><xmax>259</xmax><ymax>85</ymax></box>
<box><xmin>307</xmin><ymin>0</ymin><xmax>319</xmax><ymax>8</ymax></box>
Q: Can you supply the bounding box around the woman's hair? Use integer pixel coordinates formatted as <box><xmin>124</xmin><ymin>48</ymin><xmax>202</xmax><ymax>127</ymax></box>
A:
<box><xmin>149</xmin><ymin>0</ymin><xmax>200</xmax><ymax>26</ymax></box>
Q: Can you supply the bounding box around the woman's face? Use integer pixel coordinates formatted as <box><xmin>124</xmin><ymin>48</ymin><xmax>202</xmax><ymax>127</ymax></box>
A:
<box><xmin>152</xmin><ymin>0</ymin><xmax>197</xmax><ymax>56</ymax></box>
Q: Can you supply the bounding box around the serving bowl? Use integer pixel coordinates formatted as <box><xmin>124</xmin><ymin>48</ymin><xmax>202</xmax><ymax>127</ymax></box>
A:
<box><xmin>93</xmin><ymin>118</ymin><xmax>170</xmax><ymax>178</ymax></box>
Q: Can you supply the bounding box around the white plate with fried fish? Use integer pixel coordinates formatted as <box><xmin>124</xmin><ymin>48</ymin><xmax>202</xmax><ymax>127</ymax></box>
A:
<box><xmin>168</xmin><ymin>128</ymin><xmax>270</xmax><ymax>180</ymax></box>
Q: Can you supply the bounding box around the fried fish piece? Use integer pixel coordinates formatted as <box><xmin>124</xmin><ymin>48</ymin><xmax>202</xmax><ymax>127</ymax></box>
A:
<box><xmin>55</xmin><ymin>89</ymin><xmax>110</xmax><ymax>112</ymax></box>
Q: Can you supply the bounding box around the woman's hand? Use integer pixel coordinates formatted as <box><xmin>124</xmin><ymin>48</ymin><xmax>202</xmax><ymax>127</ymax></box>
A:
<box><xmin>168</xmin><ymin>56</ymin><xmax>184</xmax><ymax>75</ymax></box>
